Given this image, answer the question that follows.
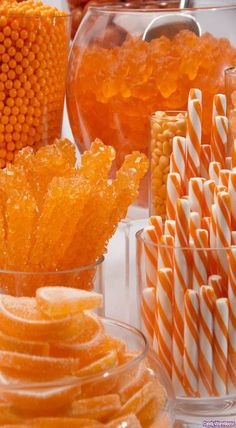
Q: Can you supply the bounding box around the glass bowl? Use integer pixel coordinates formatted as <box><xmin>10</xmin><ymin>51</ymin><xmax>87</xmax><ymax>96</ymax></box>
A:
<box><xmin>0</xmin><ymin>10</ymin><xmax>70</xmax><ymax>166</ymax></box>
<box><xmin>0</xmin><ymin>317</ymin><xmax>175</xmax><ymax>427</ymax></box>
<box><xmin>0</xmin><ymin>256</ymin><xmax>104</xmax><ymax>297</ymax></box>
<box><xmin>67</xmin><ymin>0</ymin><xmax>236</xmax><ymax>206</ymax></box>
<box><xmin>136</xmin><ymin>229</ymin><xmax>236</xmax><ymax>426</ymax></box>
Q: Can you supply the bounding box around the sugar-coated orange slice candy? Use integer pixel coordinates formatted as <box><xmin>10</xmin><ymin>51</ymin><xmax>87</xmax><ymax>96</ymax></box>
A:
<box><xmin>149</xmin><ymin>412</ymin><xmax>173</xmax><ymax>428</ymax></box>
<box><xmin>76</xmin><ymin>350</ymin><xmax>117</xmax><ymax>376</ymax></box>
<box><xmin>106</xmin><ymin>413</ymin><xmax>142</xmax><ymax>428</ymax></box>
<box><xmin>98</xmin><ymin>336</ymin><xmax>126</xmax><ymax>363</ymax></box>
<box><xmin>137</xmin><ymin>381</ymin><xmax>167</xmax><ymax>426</ymax></box>
<box><xmin>0</xmin><ymin>403</ymin><xmax>22</xmax><ymax>424</ymax></box>
<box><xmin>26</xmin><ymin>418</ymin><xmax>104</xmax><ymax>427</ymax></box>
<box><xmin>36</xmin><ymin>286</ymin><xmax>103</xmax><ymax>318</ymax></box>
<box><xmin>70</xmin><ymin>394</ymin><xmax>121</xmax><ymax>422</ymax></box>
<box><xmin>115</xmin><ymin>381</ymin><xmax>157</xmax><ymax>418</ymax></box>
<box><xmin>0</xmin><ymin>332</ymin><xmax>49</xmax><ymax>356</ymax></box>
<box><xmin>2</xmin><ymin>384</ymin><xmax>80</xmax><ymax>415</ymax></box>
<box><xmin>0</xmin><ymin>295</ymin><xmax>80</xmax><ymax>341</ymax></box>
<box><xmin>0</xmin><ymin>351</ymin><xmax>81</xmax><ymax>380</ymax></box>
<box><xmin>118</xmin><ymin>362</ymin><xmax>148</xmax><ymax>403</ymax></box>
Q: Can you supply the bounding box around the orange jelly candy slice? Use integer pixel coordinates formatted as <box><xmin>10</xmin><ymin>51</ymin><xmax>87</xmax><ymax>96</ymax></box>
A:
<box><xmin>36</xmin><ymin>286</ymin><xmax>103</xmax><ymax>318</ymax></box>
<box><xmin>0</xmin><ymin>403</ymin><xmax>22</xmax><ymax>424</ymax></box>
<box><xmin>0</xmin><ymin>332</ymin><xmax>49</xmax><ymax>356</ymax></box>
<box><xmin>115</xmin><ymin>381</ymin><xmax>157</xmax><ymax>418</ymax></box>
<box><xmin>26</xmin><ymin>418</ymin><xmax>104</xmax><ymax>427</ymax></box>
<box><xmin>76</xmin><ymin>350</ymin><xmax>117</xmax><ymax>376</ymax></box>
<box><xmin>118</xmin><ymin>362</ymin><xmax>148</xmax><ymax>403</ymax></box>
<box><xmin>106</xmin><ymin>413</ymin><xmax>142</xmax><ymax>428</ymax></box>
<box><xmin>70</xmin><ymin>394</ymin><xmax>121</xmax><ymax>422</ymax></box>
<box><xmin>0</xmin><ymin>295</ymin><xmax>79</xmax><ymax>341</ymax></box>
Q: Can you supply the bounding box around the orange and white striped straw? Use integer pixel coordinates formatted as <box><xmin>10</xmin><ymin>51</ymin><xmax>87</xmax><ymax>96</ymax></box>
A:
<box><xmin>209</xmin><ymin>161</ymin><xmax>222</xmax><ymax>185</ymax></box>
<box><xmin>186</xmin><ymin>98</ymin><xmax>202</xmax><ymax>179</ymax></box>
<box><xmin>189</xmin><ymin>178</ymin><xmax>204</xmax><ymax>218</ymax></box>
<box><xmin>199</xmin><ymin>285</ymin><xmax>216</xmax><ymax>396</ymax></box>
<box><xmin>208</xmin><ymin>275</ymin><xmax>223</xmax><ymax>299</ymax></box>
<box><xmin>213</xmin><ymin>297</ymin><xmax>229</xmax><ymax>396</ymax></box>
<box><xmin>143</xmin><ymin>226</ymin><xmax>158</xmax><ymax>289</ymax></box>
<box><xmin>166</xmin><ymin>173</ymin><xmax>182</xmax><ymax>221</ymax></box>
<box><xmin>190</xmin><ymin>212</ymin><xmax>201</xmax><ymax>246</ymax></box>
<box><xmin>232</xmin><ymin>140</ymin><xmax>236</xmax><ymax>168</ymax></box>
<box><xmin>219</xmin><ymin>169</ymin><xmax>230</xmax><ymax>189</ymax></box>
<box><xmin>148</xmin><ymin>215</ymin><xmax>163</xmax><ymax>240</ymax></box>
<box><xmin>192</xmin><ymin>228</ymin><xmax>209</xmax><ymax>291</ymax></box>
<box><xmin>200</xmin><ymin>145</ymin><xmax>211</xmax><ymax>180</ymax></box>
<box><xmin>157</xmin><ymin>268</ymin><xmax>173</xmax><ymax>380</ymax></box>
<box><xmin>228</xmin><ymin>171</ymin><xmax>236</xmax><ymax>230</ymax></box>
<box><xmin>228</xmin><ymin>247</ymin><xmax>236</xmax><ymax>393</ymax></box>
<box><xmin>203</xmin><ymin>180</ymin><xmax>215</xmax><ymax>217</ymax></box>
<box><xmin>141</xmin><ymin>287</ymin><xmax>156</xmax><ymax>343</ymax></box>
<box><xmin>164</xmin><ymin>220</ymin><xmax>175</xmax><ymax>237</ymax></box>
<box><xmin>183</xmin><ymin>289</ymin><xmax>199</xmax><ymax>397</ymax></box>
<box><xmin>158</xmin><ymin>234</ymin><xmax>174</xmax><ymax>270</ymax></box>
<box><xmin>216</xmin><ymin>191</ymin><xmax>231</xmax><ymax>294</ymax></box>
<box><xmin>171</xmin><ymin>136</ymin><xmax>186</xmax><ymax>193</ymax></box>
<box><xmin>211</xmin><ymin>115</ymin><xmax>228</xmax><ymax>167</ymax></box>
<box><xmin>173</xmin><ymin>198</ymin><xmax>190</xmax><ymax>395</ymax></box>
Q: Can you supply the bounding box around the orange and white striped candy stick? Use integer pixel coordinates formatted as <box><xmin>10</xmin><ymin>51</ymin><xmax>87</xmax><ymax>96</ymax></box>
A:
<box><xmin>199</xmin><ymin>285</ymin><xmax>216</xmax><ymax>396</ymax></box>
<box><xmin>189</xmin><ymin>178</ymin><xmax>204</xmax><ymax>218</ymax></box>
<box><xmin>190</xmin><ymin>212</ymin><xmax>201</xmax><ymax>246</ymax></box>
<box><xmin>228</xmin><ymin>171</ymin><xmax>236</xmax><ymax>230</ymax></box>
<box><xmin>213</xmin><ymin>297</ymin><xmax>229</xmax><ymax>396</ymax></box>
<box><xmin>141</xmin><ymin>287</ymin><xmax>156</xmax><ymax>343</ymax></box>
<box><xmin>214</xmin><ymin>185</ymin><xmax>228</xmax><ymax>204</ymax></box>
<box><xmin>164</xmin><ymin>219</ymin><xmax>175</xmax><ymax>237</ymax></box>
<box><xmin>183</xmin><ymin>289</ymin><xmax>199</xmax><ymax>396</ymax></box>
<box><xmin>143</xmin><ymin>226</ymin><xmax>158</xmax><ymax>289</ymax></box>
<box><xmin>148</xmin><ymin>215</ymin><xmax>163</xmax><ymax>240</ymax></box>
<box><xmin>208</xmin><ymin>275</ymin><xmax>223</xmax><ymax>299</ymax></box>
<box><xmin>158</xmin><ymin>234</ymin><xmax>174</xmax><ymax>269</ymax></box>
<box><xmin>186</xmin><ymin>98</ymin><xmax>202</xmax><ymax>179</ymax></box>
<box><xmin>212</xmin><ymin>94</ymin><xmax>226</xmax><ymax>119</ymax></box>
<box><xmin>211</xmin><ymin>115</ymin><xmax>228</xmax><ymax>167</ymax></box>
<box><xmin>171</xmin><ymin>136</ymin><xmax>186</xmax><ymax>192</ymax></box>
<box><xmin>228</xmin><ymin>247</ymin><xmax>236</xmax><ymax>393</ymax></box>
<box><xmin>226</xmin><ymin>157</ymin><xmax>232</xmax><ymax>170</ymax></box>
<box><xmin>200</xmin><ymin>145</ymin><xmax>211</xmax><ymax>180</ymax></box>
<box><xmin>210</xmin><ymin>204</ymin><xmax>217</xmax><ymax>250</ymax></box>
<box><xmin>166</xmin><ymin>173</ymin><xmax>181</xmax><ymax>221</ymax></box>
<box><xmin>219</xmin><ymin>169</ymin><xmax>230</xmax><ymax>189</ymax></box>
<box><xmin>192</xmin><ymin>228</ymin><xmax>209</xmax><ymax>291</ymax></box>
<box><xmin>209</xmin><ymin>161</ymin><xmax>221</xmax><ymax>185</ymax></box>
<box><xmin>216</xmin><ymin>191</ymin><xmax>231</xmax><ymax>294</ymax></box>
<box><xmin>157</xmin><ymin>268</ymin><xmax>173</xmax><ymax>380</ymax></box>
<box><xmin>232</xmin><ymin>140</ymin><xmax>236</xmax><ymax>168</ymax></box>
<box><xmin>203</xmin><ymin>180</ymin><xmax>215</xmax><ymax>217</ymax></box>
<box><xmin>173</xmin><ymin>198</ymin><xmax>190</xmax><ymax>395</ymax></box>
<box><xmin>232</xmin><ymin>231</ymin><xmax>236</xmax><ymax>245</ymax></box>
<box><xmin>202</xmin><ymin>217</ymin><xmax>211</xmax><ymax>236</ymax></box>
<box><xmin>188</xmin><ymin>87</ymin><xmax>202</xmax><ymax>103</ymax></box>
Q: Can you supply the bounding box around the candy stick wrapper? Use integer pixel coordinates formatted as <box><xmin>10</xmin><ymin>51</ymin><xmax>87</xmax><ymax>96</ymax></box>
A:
<box><xmin>213</xmin><ymin>298</ymin><xmax>229</xmax><ymax>396</ymax></box>
<box><xmin>173</xmin><ymin>198</ymin><xmax>190</xmax><ymax>395</ymax></box>
<box><xmin>141</xmin><ymin>287</ymin><xmax>156</xmax><ymax>343</ymax></box>
<box><xmin>199</xmin><ymin>286</ymin><xmax>216</xmax><ymax>396</ymax></box>
<box><xmin>186</xmin><ymin>99</ymin><xmax>202</xmax><ymax>179</ymax></box>
<box><xmin>183</xmin><ymin>289</ymin><xmax>199</xmax><ymax>396</ymax></box>
<box><xmin>228</xmin><ymin>247</ymin><xmax>236</xmax><ymax>393</ymax></box>
<box><xmin>157</xmin><ymin>268</ymin><xmax>173</xmax><ymax>379</ymax></box>
<box><xmin>192</xmin><ymin>228</ymin><xmax>208</xmax><ymax>291</ymax></box>
<box><xmin>143</xmin><ymin>226</ymin><xmax>158</xmax><ymax>289</ymax></box>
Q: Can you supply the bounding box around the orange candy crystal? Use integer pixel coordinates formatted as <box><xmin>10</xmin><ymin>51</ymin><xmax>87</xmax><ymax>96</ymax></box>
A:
<box><xmin>0</xmin><ymin>287</ymin><xmax>170</xmax><ymax>426</ymax></box>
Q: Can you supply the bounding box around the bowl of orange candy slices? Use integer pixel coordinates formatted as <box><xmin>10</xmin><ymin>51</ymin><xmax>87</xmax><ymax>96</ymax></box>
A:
<box><xmin>0</xmin><ymin>137</ymin><xmax>148</xmax><ymax>296</ymax></box>
<box><xmin>0</xmin><ymin>286</ymin><xmax>175</xmax><ymax>427</ymax></box>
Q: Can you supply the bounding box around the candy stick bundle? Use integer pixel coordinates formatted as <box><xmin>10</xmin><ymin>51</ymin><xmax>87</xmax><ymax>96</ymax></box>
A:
<box><xmin>141</xmin><ymin>88</ymin><xmax>236</xmax><ymax>397</ymax></box>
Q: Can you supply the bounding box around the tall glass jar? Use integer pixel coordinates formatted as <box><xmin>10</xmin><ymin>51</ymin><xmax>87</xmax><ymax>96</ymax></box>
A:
<box><xmin>67</xmin><ymin>0</ymin><xmax>236</xmax><ymax>206</ymax></box>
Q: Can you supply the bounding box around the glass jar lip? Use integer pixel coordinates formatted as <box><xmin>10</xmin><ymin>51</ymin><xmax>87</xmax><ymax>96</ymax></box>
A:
<box><xmin>0</xmin><ymin>256</ymin><xmax>104</xmax><ymax>276</ymax></box>
<box><xmin>136</xmin><ymin>229</ymin><xmax>236</xmax><ymax>252</ymax></box>
<box><xmin>176</xmin><ymin>393</ymin><xmax>236</xmax><ymax>402</ymax></box>
<box><xmin>150</xmin><ymin>110</ymin><xmax>187</xmax><ymax>121</ymax></box>
<box><xmin>88</xmin><ymin>2</ymin><xmax>236</xmax><ymax>14</ymax></box>
<box><xmin>0</xmin><ymin>317</ymin><xmax>148</xmax><ymax>390</ymax></box>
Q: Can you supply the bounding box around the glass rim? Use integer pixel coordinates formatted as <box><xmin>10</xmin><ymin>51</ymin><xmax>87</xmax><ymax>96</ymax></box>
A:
<box><xmin>176</xmin><ymin>393</ymin><xmax>236</xmax><ymax>403</ymax></box>
<box><xmin>88</xmin><ymin>2</ymin><xmax>236</xmax><ymax>13</ymax></box>
<box><xmin>0</xmin><ymin>256</ymin><xmax>104</xmax><ymax>276</ymax></box>
<box><xmin>0</xmin><ymin>317</ymin><xmax>148</xmax><ymax>390</ymax></box>
<box><xmin>150</xmin><ymin>110</ymin><xmax>187</xmax><ymax>121</ymax></box>
<box><xmin>136</xmin><ymin>228</ymin><xmax>236</xmax><ymax>252</ymax></box>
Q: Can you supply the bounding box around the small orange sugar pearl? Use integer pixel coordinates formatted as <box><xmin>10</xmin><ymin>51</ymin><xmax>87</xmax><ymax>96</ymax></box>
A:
<box><xmin>0</xmin><ymin>0</ymin><xmax>69</xmax><ymax>166</ymax></box>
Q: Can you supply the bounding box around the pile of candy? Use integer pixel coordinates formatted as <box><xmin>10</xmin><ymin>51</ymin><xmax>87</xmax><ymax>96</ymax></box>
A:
<box><xmin>0</xmin><ymin>0</ymin><xmax>69</xmax><ymax>166</ymax></box>
<box><xmin>0</xmin><ymin>286</ymin><xmax>170</xmax><ymax>427</ymax></box>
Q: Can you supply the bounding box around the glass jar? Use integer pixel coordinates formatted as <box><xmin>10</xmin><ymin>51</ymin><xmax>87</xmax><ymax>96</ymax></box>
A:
<box><xmin>136</xmin><ymin>229</ymin><xmax>236</xmax><ymax>426</ymax></box>
<box><xmin>67</xmin><ymin>0</ymin><xmax>236</xmax><ymax>207</ymax></box>
<box><xmin>0</xmin><ymin>10</ymin><xmax>70</xmax><ymax>166</ymax></box>
<box><xmin>0</xmin><ymin>317</ymin><xmax>175</xmax><ymax>427</ymax></box>
<box><xmin>0</xmin><ymin>257</ymin><xmax>104</xmax><ymax>298</ymax></box>
<box><xmin>150</xmin><ymin>111</ymin><xmax>186</xmax><ymax>218</ymax></box>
